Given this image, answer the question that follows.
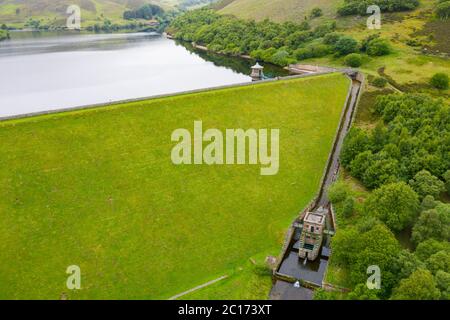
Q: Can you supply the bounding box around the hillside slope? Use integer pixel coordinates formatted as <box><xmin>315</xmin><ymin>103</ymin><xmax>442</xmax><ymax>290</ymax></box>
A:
<box><xmin>0</xmin><ymin>0</ymin><xmax>181</xmax><ymax>26</ymax></box>
<box><xmin>218</xmin><ymin>0</ymin><xmax>343</xmax><ymax>23</ymax></box>
<box><xmin>0</xmin><ymin>74</ymin><xmax>350</xmax><ymax>299</ymax></box>
<box><xmin>211</xmin><ymin>0</ymin><xmax>449</xmax><ymax>84</ymax></box>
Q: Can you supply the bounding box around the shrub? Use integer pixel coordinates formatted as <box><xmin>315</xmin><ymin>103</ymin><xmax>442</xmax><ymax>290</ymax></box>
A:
<box><xmin>337</xmin><ymin>2</ymin><xmax>359</xmax><ymax>16</ymax></box>
<box><xmin>347</xmin><ymin>284</ymin><xmax>380</xmax><ymax>300</ymax></box>
<box><xmin>341</xmin><ymin>127</ymin><xmax>371</xmax><ymax>167</ymax></box>
<box><xmin>328</xmin><ymin>181</ymin><xmax>348</xmax><ymax>204</ymax></box>
<box><xmin>409</xmin><ymin>170</ymin><xmax>445</xmax><ymax>200</ymax></box>
<box><xmin>360</xmin><ymin>156</ymin><xmax>399</xmax><ymax>189</ymax></box>
<box><xmin>371</xmin><ymin>76</ymin><xmax>388</xmax><ymax>88</ymax></box>
<box><xmin>299</xmin><ymin>21</ymin><xmax>311</xmax><ymax>31</ymax></box>
<box><xmin>294</xmin><ymin>43</ymin><xmax>330</xmax><ymax>60</ymax></box>
<box><xmin>361</xmin><ymin>34</ymin><xmax>380</xmax><ymax>52</ymax></box>
<box><xmin>348</xmin><ymin>224</ymin><xmax>400</xmax><ymax>295</ymax></box>
<box><xmin>250</xmin><ymin>47</ymin><xmax>277</xmax><ymax>61</ymax></box>
<box><xmin>435</xmin><ymin>271</ymin><xmax>450</xmax><ymax>299</ymax></box>
<box><xmin>366</xmin><ymin>38</ymin><xmax>391</xmax><ymax>56</ymax></box>
<box><xmin>444</xmin><ymin>170</ymin><xmax>450</xmax><ymax>194</ymax></box>
<box><xmin>270</xmin><ymin>49</ymin><xmax>292</xmax><ymax>66</ymax></box>
<box><xmin>313</xmin><ymin>22</ymin><xmax>336</xmax><ymax>37</ymax></box>
<box><xmin>415</xmin><ymin>239</ymin><xmax>450</xmax><ymax>261</ymax></box>
<box><xmin>334</xmin><ymin>36</ymin><xmax>358</xmax><ymax>56</ymax></box>
<box><xmin>421</xmin><ymin>195</ymin><xmax>438</xmax><ymax>211</ymax></box>
<box><xmin>314</xmin><ymin>288</ymin><xmax>342</xmax><ymax>300</ymax></box>
<box><xmin>252</xmin><ymin>263</ymin><xmax>273</xmax><ymax>276</ymax></box>
<box><xmin>364</xmin><ymin>182</ymin><xmax>420</xmax><ymax>233</ymax></box>
<box><xmin>426</xmin><ymin>250</ymin><xmax>450</xmax><ymax>275</ymax></box>
<box><xmin>412</xmin><ymin>203</ymin><xmax>450</xmax><ymax>244</ymax></box>
<box><xmin>323</xmin><ymin>33</ymin><xmax>341</xmax><ymax>45</ymax></box>
<box><xmin>285</xmin><ymin>31</ymin><xmax>312</xmax><ymax>48</ymax></box>
<box><xmin>344</xmin><ymin>53</ymin><xmax>362</xmax><ymax>67</ymax></box>
<box><xmin>0</xmin><ymin>29</ymin><xmax>9</xmax><ymax>41</ymax></box>
<box><xmin>391</xmin><ymin>269</ymin><xmax>441</xmax><ymax>300</ymax></box>
<box><xmin>357</xmin><ymin>216</ymin><xmax>381</xmax><ymax>233</ymax></box>
<box><xmin>430</xmin><ymin>73</ymin><xmax>449</xmax><ymax>90</ymax></box>
<box><xmin>311</xmin><ymin>7</ymin><xmax>323</xmax><ymax>18</ymax></box>
<box><xmin>435</xmin><ymin>1</ymin><xmax>450</xmax><ymax>20</ymax></box>
<box><xmin>391</xmin><ymin>250</ymin><xmax>425</xmax><ymax>282</ymax></box>
<box><xmin>342</xmin><ymin>197</ymin><xmax>355</xmax><ymax>218</ymax></box>
<box><xmin>406</xmin><ymin>38</ymin><xmax>421</xmax><ymax>47</ymax></box>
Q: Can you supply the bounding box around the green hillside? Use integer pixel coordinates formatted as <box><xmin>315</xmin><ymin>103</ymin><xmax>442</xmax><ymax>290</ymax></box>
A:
<box><xmin>0</xmin><ymin>74</ymin><xmax>350</xmax><ymax>299</ymax></box>
<box><xmin>0</xmin><ymin>0</ymin><xmax>198</xmax><ymax>28</ymax></box>
<box><xmin>170</xmin><ymin>0</ymin><xmax>449</xmax><ymax>95</ymax></box>
<box><xmin>218</xmin><ymin>0</ymin><xmax>343</xmax><ymax>23</ymax></box>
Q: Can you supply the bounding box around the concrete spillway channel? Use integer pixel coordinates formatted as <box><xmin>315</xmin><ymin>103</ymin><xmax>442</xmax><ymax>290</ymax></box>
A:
<box><xmin>269</xmin><ymin>71</ymin><xmax>364</xmax><ymax>300</ymax></box>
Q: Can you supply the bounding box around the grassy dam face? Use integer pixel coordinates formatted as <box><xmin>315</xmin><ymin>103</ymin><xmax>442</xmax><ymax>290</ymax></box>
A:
<box><xmin>0</xmin><ymin>73</ymin><xmax>351</xmax><ymax>299</ymax></box>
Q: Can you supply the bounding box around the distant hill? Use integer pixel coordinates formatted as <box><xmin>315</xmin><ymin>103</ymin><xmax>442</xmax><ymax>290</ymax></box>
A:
<box><xmin>0</xmin><ymin>0</ymin><xmax>210</xmax><ymax>27</ymax></box>
<box><xmin>216</xmin><ymin>0</ymin><xmax>343</xmax><ymax>23</ymax></box>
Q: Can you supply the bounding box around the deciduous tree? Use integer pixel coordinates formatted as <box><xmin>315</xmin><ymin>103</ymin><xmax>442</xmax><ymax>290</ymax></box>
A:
<box><xmin>364</xmin><ymin>182</ymin><xmax>419</xmax><ymax>232</ymax></box>
<box><xmin>412</xmin><ymin>203</ymin><xmax>450</xmax><ymax>244</ymax></box>
<box><xmin>391</xmin><ymin>269</ymin><xmax>441</xmax><ymax>300</ymax></box>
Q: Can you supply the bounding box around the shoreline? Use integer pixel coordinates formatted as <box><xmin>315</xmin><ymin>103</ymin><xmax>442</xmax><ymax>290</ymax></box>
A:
<box><xmin>165</xmin><ymin>32</ymin><xmax>253</xmax><ymax>61</ymax></box>
<box><xmin>190</xmin><ymin>41</ymin><xmax>253</xmax><ymax>60</ymax></box>
<box><xmin>0</xmin><ymin>72</ymin><xmax>337</xmax><ymax>123</ymax></box>
<box><xmin>7</xmin><ymin>28</ymin><xmax>159</xmax><ymax>35</ymax></box>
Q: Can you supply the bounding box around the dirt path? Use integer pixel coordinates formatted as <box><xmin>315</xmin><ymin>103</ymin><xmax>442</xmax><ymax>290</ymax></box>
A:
<box><xmin>270</xmin><ymin>71</ymin><xmax>364</xmax><ymax>300</ymax></box>
<box><xmin>168</xmin><ymin>275</ymin><xmax>229</xmax><ymax>300</ymax></box>
<box><xmin>317</xmin><ymin>78</ymin><xmax>362</xmax><ymax>208</ymax></box>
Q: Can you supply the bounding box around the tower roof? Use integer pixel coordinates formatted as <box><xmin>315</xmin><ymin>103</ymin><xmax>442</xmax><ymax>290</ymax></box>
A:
<box><xmin>251</xmin><ymin>62</ymin><xmax>264</xmax><ymax>69</ymax></box>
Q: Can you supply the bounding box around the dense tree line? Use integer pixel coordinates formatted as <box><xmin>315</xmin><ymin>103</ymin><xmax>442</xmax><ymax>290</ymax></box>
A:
<box><xmin>341</xmin><ymin>94</ymin><xmax>449</xmax><ymax>190</ymax></box>
<box><xmin>337</xmin><ymin>0</ymin><xmax>420</xmax><ymax>16</ymax></box>
<box><xmin>168</xmin><ymin>9</ymin><xmax>393</xmax><ymax>67</ymax></box>
<box><xmin>327</xmin><ymin>182</ymin><xmax>449</xmax><ymax>299</ymax></box>
<box><xmin>320</xmin><ymin>205</ymin><xmax>450</xmax><ymax>299</ymax></box>
<box><xmin>123</xmin><ymin>4</ymin><xmax>164</xmax><ymax>20</ymax></box>
<box><xmin>168</xmin><ymin>9</ymin><xmax>342</xmax><ymax>66</ymax></box>
<box><xmin>324</xmin><ymin>93</ymin><xmax>450</xmax><ymax>300</ymax></box>
<box><xmin>85</xmin><ymin>19</ymin><xmax>155</xmax><ymax>32</ymax></box>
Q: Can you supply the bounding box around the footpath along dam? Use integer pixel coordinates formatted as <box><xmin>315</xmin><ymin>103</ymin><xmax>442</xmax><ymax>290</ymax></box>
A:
<box><xmin>269</xmin><ymin>69</ymin><xmax>364</xmax><ymax>300</ymax></box>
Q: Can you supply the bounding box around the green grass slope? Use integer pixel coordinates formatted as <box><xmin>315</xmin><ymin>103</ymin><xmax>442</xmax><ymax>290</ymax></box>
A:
<box><xmin>292</xmin><ymin>0</ymin><xmax>450</xmax><ymax>95</ymax></box>
<box><xmin>218</xmin><ymin>0</ymin><xmax>343</xmax><ymax>23</ymax></box>
<box><xmin>0</xmin><ymin>74</ymin><xmax>350</xmax><ymax>299</ymax></box>
<box><xmin>0</xmin><ymin>0</ymin><xmax>181</xmax><ymax>26</ymax></box>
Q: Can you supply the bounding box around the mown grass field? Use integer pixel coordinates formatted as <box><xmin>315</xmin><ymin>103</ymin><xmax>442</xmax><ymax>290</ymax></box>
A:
<box><xmin>0</xmin><ymin>74</ymin><xmax>350</xmax><ymax>299</ymax></box>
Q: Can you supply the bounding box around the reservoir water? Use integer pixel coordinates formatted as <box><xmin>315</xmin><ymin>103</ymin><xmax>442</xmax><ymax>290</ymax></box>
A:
<box><xmin>0</xmin><ymin>31</ymin><xmax>287</xmax><ymax>118</ymax></box>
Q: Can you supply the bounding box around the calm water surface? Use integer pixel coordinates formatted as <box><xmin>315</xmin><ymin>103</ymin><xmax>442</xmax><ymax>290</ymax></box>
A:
<box><xmin>0</xmin><ymin>31</ymin><xmax>287</xmax><ymax>117</ymax></box>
